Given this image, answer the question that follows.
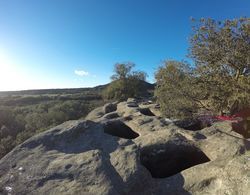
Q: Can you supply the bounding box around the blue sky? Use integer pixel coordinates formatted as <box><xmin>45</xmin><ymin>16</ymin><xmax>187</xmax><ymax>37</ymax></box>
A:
<box><xmin>0</xmin><ymin>0</ymin><xmax>249</xmax><ymax>91</ymax></box>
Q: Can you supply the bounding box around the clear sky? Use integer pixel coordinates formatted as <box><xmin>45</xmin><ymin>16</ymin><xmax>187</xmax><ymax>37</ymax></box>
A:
<box><xmin>0</xmin><ymin>0</ymin><xmax>249</xmax><ymax>91</ymax></box>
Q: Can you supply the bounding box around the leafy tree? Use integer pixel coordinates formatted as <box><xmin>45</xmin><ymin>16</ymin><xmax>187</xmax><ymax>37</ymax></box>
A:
<box><xmin>103</xmin><ymin>62</ymin><xmax>147</xmax><ymax>100</ymax></box>
<box><xmin>0</xmin><ymin>108</ymin><xmax>13</xmax><ymax>129</ymax></box>
<box><xmin>155</xmin><ymin>18</ymin><xmax>250</xmax><ymax>118</ymax></box>
<box><xmin>155</xmin><ymin>60</ymin><xmax>206</xmax><ymax>118</ymax></box>
<box><xmin>0</xmin><ymin>136</ymin><xmax>15</xmax><ymax>158</ymax></box>
<box><xmin>189</xmin><ymin>17</ymin><xmax>250</xmax><ymax>114</ymax></box>
<box><xmin>110</xmin><ymin>63</ymin><xmax>135</xmax><ymax>80</ymax></box>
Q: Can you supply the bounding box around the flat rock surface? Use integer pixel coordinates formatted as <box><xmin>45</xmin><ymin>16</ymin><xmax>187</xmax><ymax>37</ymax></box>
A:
<box><xmin>0</xmin><ymin>99</ymin><xmax>249</xmax><ymax>194</ymax></box>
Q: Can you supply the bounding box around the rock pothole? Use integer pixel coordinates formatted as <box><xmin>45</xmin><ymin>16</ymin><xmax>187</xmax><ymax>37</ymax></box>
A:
<box><xmin>139</xmin><ymin>108</ymin><xmax>155</xmax><ymax>116</ymax></box>
<box><xmin>103</xmin><ymin>120</ymin><xmax>139</xmax><ymax>139</ymax></box>
<box><xmin>103</xmin><ymin>112</ymin><xmax>120</xmax><ymax>119</ymax></box>
<box><xmin>140</xmin><ymin>143</ymin><xmax>210</xmax><ymax>178</ymax></box>
<box><xmin>175</xmin><ymin>119</ymin><xmax>210</xmax><ymax>131</ymax></box>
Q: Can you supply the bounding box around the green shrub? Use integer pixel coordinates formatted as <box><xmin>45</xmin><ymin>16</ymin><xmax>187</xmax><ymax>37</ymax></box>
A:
<box><xmin>103</xmin><ymin>62</ymin><xmax>147</xmax><ymax>101</ymax></box>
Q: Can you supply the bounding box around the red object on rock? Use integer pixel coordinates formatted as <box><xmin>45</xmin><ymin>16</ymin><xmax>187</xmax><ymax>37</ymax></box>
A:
<box><xmin>198</xmin><ymin>108</ymin><xmax>250</xmax><ymax>138</ymax></box>
<box><xmin>215</xmin><ymin>115</ymin><xmax>238</xmax><ymax>121</ymax></box>
<box><xmin>214</xmin><ymin>108</ymin><xmax>250</xmax><ymax>122</ymax></box>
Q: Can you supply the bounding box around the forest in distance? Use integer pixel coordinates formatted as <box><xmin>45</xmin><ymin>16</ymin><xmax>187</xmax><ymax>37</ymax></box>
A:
<box><xmin>0</xmin><ymin>89</ymin><xmax>106</xmax><ymax>158</ymax></box>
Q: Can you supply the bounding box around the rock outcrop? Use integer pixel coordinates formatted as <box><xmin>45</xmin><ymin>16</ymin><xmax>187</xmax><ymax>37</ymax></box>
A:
<box><xmin>0</xmin><ymin>99</ymin><xmax>249</xmax><ymax>195</ymax></box>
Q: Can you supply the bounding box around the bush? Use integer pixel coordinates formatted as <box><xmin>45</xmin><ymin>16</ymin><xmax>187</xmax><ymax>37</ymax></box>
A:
<box><xmin>155</xmin><ymin>18</ymin><xmax>250</xmax><ymax>118</ymax></box>
<box><xmin>103</xmin><ymin>62</ymin><xmax>148</xmax><ymax>101</ymax></box>
<box><xmin>0</xmin><ymin>95</ymin><xmax>104</xmax><ymax>159</ymax></box>
<box><xmin>0</xmin><ymin>136</ymin><xmax>15</xmax><ymax>158</ymax></box>
<box><xmin>189</xmin><ymin>17</ymin><xmax>250</xmax><ymax>114</ymax></box>
<box><xmin>155</xmin><ymin>61</ymin><xmax>203</xmax><ymax>119</ymax></box>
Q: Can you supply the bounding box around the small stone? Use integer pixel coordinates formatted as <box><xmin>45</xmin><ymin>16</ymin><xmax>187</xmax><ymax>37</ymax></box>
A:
<box><xmin>5</xmin><ymin>186</ymin><xmax>12</xmax><ymax>192</ymax></box>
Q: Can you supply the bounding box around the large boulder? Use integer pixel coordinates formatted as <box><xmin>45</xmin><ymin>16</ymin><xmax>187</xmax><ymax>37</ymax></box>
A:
<box><xmin>0</xmin><ymin>100</ymin><xmax>249</xmax><ymax>194</ymax></box>
<box><xmin>0</xmin><ymin>120</ymin><xmax>150</xmax><ymax>195</ymax></box>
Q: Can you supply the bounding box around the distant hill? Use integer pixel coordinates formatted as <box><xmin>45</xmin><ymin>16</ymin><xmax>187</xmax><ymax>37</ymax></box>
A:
<box><xmin>94</xmin><ymin>80</ymin><xmax>155</xmax><ymax>91</ymax></box>
<box><xmin>0</xmin><ymin>87</ymin><xmax>96</xmax><ymax>97</ymax></box>
<box><xmin>0</xmin><ymin>81</ymin><xmax>155</xmax><ymax>97</ymax></box>
<box><xmin>138</xmin><ymin>80</ymin><xmax>155</xmax><ymax>90</ymax></box>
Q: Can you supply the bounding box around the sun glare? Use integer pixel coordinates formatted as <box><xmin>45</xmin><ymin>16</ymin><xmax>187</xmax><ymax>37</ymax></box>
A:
<box><xmin>0</xmin><ymin>49</ymin><xmax>29</xmax><ymax>91</ymax></box>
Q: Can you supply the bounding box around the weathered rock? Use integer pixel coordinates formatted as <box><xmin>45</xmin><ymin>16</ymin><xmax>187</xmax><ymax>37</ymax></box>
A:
<box><xmin>103</xmin><ymin>103</ymin><xmax>117</xmax><ymax>114</ymax></box>
<box><xmin>85</xmin><ymin>107</ymin><xmax>104</xmax><ymax>120</ymax></box>
<box><xmin>0</xmin><ymin>120</ymin><xmax>150</xmax><ymax>195</ymax></box>
<box><xmin>0</xmin><ymin>100</ymin><xmax>249</xmax><ymax>195</ymax></box>
<box><xmin>127</xmin><ymin>98</ymin><xmax>138</xmax><ymax>107</ymax></box>
<box><xmin>103</xmin><ymin>112</ymin><xmax>120</xmax><ymax>119</ymax></box>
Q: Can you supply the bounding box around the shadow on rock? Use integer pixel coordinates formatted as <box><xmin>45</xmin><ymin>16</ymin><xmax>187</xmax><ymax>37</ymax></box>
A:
<box><xmin>154</xmin><ymin>173</ymin><xmax>191</xmax><ymax>195</ymax></box>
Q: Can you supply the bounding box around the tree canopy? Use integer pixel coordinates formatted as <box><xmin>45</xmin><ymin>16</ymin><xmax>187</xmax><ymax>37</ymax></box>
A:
<box><xmin>155</xmin><ymin>61</ymin><xmax>204</xmax><ymax>118</ymax></box>
<box><xmin>103</xmin><ymin>62</ymin><xmax>148</xmax><ymax>101</ymax></box>
<box><xmin>155</xmin><ymin>17</ymin><xmax>250</xmax><ymax>118</ymax></box>
<box><xmin>189</xmin><ymin>17</ymin><xmax>250</xmax><ymax>114</ymax></box>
